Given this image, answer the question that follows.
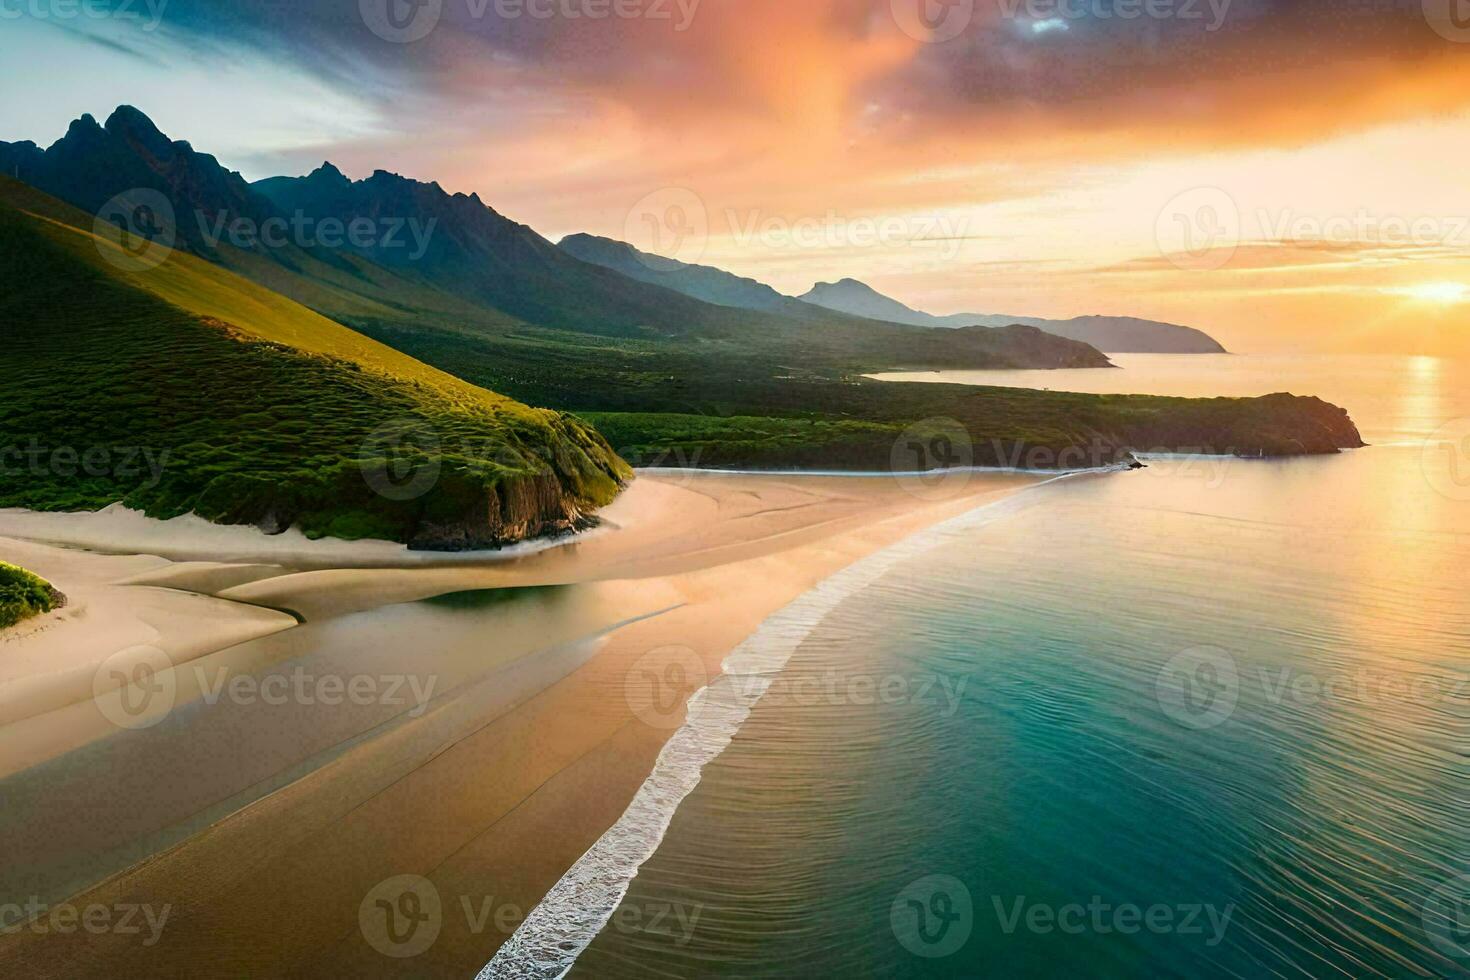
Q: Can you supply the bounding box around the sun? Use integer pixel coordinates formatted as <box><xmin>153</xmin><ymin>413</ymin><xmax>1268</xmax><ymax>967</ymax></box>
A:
<box><xmin>1398</xmin><ymin>282</ymin><xmax>1469</xmax><ymax>304</ymax></box>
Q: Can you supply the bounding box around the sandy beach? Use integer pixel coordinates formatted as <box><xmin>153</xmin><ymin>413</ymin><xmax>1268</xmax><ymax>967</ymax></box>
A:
<box><xmin>0</xmin><ymin>468</ymin><xmax>1055</xmax><ymax>976</ymax></box>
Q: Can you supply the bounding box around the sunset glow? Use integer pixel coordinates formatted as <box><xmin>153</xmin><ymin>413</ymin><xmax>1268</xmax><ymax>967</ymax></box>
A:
<box><xmin>1398</xmin><ymin>282</ymin><xmax>1470</xmax><ymax>305</ymax></box>
<box><xmin>3</xmin><ymin>1</ymin><xmax>1468</xmax><ymax>357</ymax></box>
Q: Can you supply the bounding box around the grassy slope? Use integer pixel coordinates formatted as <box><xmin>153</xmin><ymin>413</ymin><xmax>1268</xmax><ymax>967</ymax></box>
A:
<box><xmin>2</xmin><ymin>174</ymin><xmax>1360</xmax><ymax>476</ymax></box>
<box><xmin>0</xmin><ymin>188</ymin><xmax>630</xmax><ymax>545</ymax></box>
<box><xmin>0</xmin><ymin>562</ymin><xmax>63</xmax><ymax>630</ymax></box>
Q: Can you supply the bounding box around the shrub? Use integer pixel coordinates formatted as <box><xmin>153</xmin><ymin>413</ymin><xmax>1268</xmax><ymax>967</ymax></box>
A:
<box><xmin>0</xmin><ymin>562</ymin><xmax>64</xmax><ymax>630</ymax></box>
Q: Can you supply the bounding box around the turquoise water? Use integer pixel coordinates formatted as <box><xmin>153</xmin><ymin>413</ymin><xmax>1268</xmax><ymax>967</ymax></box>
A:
<box><xmin>566</xmin><ymin>356</ymin><xmax>1470</xmax><ymax>978</ymax></box>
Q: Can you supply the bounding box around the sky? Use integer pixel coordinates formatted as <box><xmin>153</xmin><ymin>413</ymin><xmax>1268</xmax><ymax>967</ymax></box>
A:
<box><xmin>2</xmin><ymin>0</ymin><xmax>1468</xmax><ymax>355</ymax></box>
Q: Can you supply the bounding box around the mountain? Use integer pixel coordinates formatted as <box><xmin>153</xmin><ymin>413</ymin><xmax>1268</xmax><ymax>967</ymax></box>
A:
<box><xmin>252</xmin><ymin>163</ymin><xmax>774</xmax><ymax>339</ymax></box>
<box><xmin>2</xmin><ymin>107</ymin><xmax>1362</xmax><ymax>477</ymax></box>
<box><xmin>559</xmin><ymin>232</ymin><xmax>798</xmax><ymax>314</ymax></box>
<box><xmin>0</xmin><ymin>106</ymin><xmax>1118</xmax><ymax>372</ymax></box>
<box><xmin>799</xmin><ymin>278</ymin><xmax>940</xmax><ymax>328</ymax></box>
<box><xmin>557</xmin><ymin>237</ymin><xmax>1225</xmax><ymax>355</ymax></box>
<box><xmin>799</xmin><ymin>279</ymin><xmax>1228</xmax><ymax>354</ymax></box>
<box><xmin>0</xmin><ymin>176</ymin><xmax>629</xmax><ymax>549</ymax></box>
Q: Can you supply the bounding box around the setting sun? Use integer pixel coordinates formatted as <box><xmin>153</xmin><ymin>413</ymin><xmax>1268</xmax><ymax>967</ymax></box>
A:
<box><xmin>1399</xmin><ymin>282</ymin><xmax>1469</xmax><ymax>304</ymax></box>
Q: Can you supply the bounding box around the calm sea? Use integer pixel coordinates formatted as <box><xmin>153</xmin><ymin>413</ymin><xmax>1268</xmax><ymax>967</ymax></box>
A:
<box><xmin>534</xmin><ymin>355</ymin><xmax>1470</xmax><ymax>978</ymax></box>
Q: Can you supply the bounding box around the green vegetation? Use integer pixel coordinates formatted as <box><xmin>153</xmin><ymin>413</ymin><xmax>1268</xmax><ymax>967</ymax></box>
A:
<box><xmin>0</xmin><ymin>196</ymin><xmax>630</xmax><ymax>547</ymax></box>
<box><xmin>357</xmin><ymin>320</ymin><xmax>1363</xmax><ymax>470</ymax></box>
<box><xmin>0</xmin><ymin>562</ymin><xmax>63</xmax><ymax>630</ymax></box>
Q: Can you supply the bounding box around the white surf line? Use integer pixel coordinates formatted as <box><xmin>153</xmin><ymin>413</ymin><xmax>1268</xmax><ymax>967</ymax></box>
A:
<box><xmin>479</xmin><ymin>470</ymin><xmax>1107</xmax><ymax>979</ymax></box>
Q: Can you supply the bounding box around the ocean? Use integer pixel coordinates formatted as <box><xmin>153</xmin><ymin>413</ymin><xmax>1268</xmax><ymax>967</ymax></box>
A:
<box><xmin>502</xmin><ymin>354</ymin><xmax>1470</xmax><ymax>978</ymax></box>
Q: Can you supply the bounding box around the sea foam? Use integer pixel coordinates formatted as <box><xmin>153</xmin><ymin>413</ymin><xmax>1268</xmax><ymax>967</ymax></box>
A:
<box><xmin>480</xmin><ymin>472</ymin><xmax>1096</xmax><ymax>979</ymax></box>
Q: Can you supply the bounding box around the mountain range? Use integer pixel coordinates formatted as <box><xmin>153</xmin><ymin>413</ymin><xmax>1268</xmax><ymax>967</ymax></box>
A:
<box><xmin>799</xmin><ymin>279</ymin><xmax>1227</xmax><ymax>354</ymax></box>
<box><xmin>0</xmin><ymin>106</ymin><xmax>1110</xmax><ymax>373</ymax></box>
<box><xmin>558</xmin><ymin>234</ymin><xmax>1225</xmax><ymax>354</ymax></box>
<box><xmin>0</xmin><ymin>105</ymin><xmax>1363</xmax><ymax>544</ymax></box>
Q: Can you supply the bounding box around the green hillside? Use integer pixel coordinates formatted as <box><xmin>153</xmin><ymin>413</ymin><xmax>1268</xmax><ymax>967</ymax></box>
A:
<box><xmin>0</xmin><ymin>181</ymin><xmax>630</xmax><ymax>548</ymax></box>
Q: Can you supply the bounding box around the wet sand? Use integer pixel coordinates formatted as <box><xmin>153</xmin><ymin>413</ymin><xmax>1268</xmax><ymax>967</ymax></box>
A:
<box><xmin>0</xmin><ymin>469</ymin><xmax>1046</xmax><ymax>977</ymax></box>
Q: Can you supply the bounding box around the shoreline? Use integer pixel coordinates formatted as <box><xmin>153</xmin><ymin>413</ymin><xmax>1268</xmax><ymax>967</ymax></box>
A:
<box><xmin>487</xmin><ymin>472</ymin><xmax>1087</xmax><ymax>978</ymax></box>
<box><xmin>0</xmin><ymin>468</ymin><xmax>1082</xmax><ymax>976</ymax></box>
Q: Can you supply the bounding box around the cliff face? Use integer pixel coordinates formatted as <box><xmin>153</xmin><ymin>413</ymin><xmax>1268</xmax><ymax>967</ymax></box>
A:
<box><xmin>406</xmin><ymin>472</ymin><xmax>602</xmax><ymax>551</ymax></box>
